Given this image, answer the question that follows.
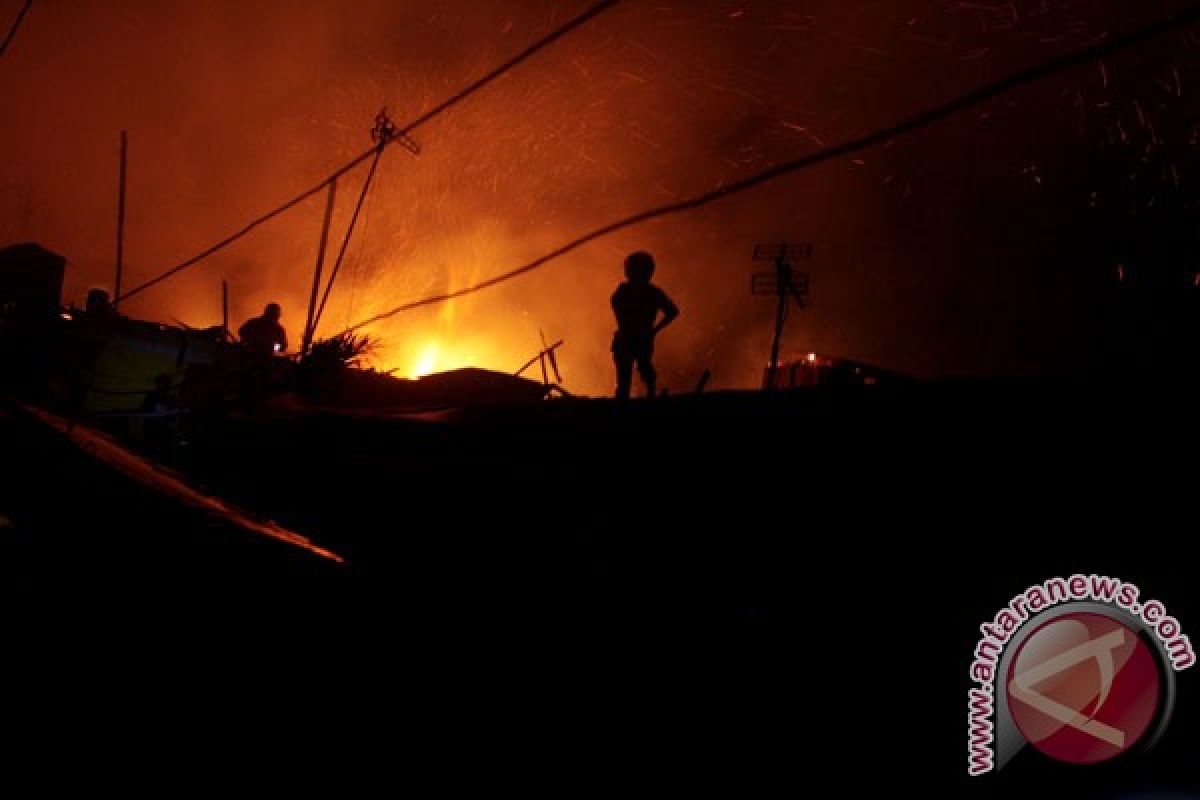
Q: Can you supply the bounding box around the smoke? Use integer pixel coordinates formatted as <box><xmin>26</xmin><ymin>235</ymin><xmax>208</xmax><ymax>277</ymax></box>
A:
<box><xmin>1</xmin><ymin>0</ymin><xmax>1196</xmax><ymax>394</ymax></box>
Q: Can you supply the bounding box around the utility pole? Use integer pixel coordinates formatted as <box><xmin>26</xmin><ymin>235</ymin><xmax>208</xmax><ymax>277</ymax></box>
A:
<box><xmin>113</xmin><ymin>130</ymin><xmax>128</xmax><ymax>311</ymax></box>
<box><xmin>751</xmin><ymin>242</ymin><xmax>812</xmax><ymax>389</ymax></box>
<box><xmin>302</xmin><ymin>179</ymin><xmax>338</xmax><ymax>356</ymax></box>
<box><xmin>311</xmin><ymin>109</ymin><xmax>415</xmax><ymax>336</ymax></box>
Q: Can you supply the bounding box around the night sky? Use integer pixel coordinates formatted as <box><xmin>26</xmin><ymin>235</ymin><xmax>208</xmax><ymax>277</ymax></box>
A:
<box><xmin>2</xmin><ymin>0</ymin><xmax>1198</xmax><ymax>393</ymax></box>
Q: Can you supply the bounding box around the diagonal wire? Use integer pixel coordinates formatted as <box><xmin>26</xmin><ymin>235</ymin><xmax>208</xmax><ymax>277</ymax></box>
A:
<box><xmin>116</xmin><ymin>0</ymin><xmax>620</xmax><ymax>304</ymax></box>
<box><xmin>339</xmin><ymin>4</ymin><xmax>1200</xmax><ymax>335</ymax></box>
<box><xmin>311</xmin><ymin>145</ymin><xmax>385</xmax><ymax>337</ymax></box>
<box><xmin>0</xmin><ymin>0</ymin><xmax>34</xmax><ymax>58</ymax></box>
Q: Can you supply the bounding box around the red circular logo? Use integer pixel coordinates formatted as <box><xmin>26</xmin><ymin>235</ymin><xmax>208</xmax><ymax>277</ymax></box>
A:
<box><xmin>1006</xmin><ymin>612</ymin><xmax>1162</xmax><ymax>765</ymax></box>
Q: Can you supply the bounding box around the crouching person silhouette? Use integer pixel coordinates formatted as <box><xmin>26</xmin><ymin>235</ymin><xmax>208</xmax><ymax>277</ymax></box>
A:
<box><xmin>611</xmin><ymin>251</ymin><xmax>679</xmax><ymax>400</ymax></box>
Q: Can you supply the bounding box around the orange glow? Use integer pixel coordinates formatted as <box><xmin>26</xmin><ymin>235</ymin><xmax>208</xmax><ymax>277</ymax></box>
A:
<box><xmin>411</xmin><ymin>341</ymin><xmax>440</xmax><ymax>378</ymax></box>
<box><xmin>7</xmin><ymin>3</ymin><xmax>864</xmax><ymax>395</ymax></box>
<box><xmin>352</xmin><ymin>238</ymin><xmax>582</xmax><ymax>385</ymax></box>
<box><xmin>384</xmin><ymin>331</ymin><xmax>524</xmax><ymax>381</ymax></box>
<box><xmin>10</xmin><ymin>3</ymin><xmax>1186</xmax><ymax>394</ymax></box>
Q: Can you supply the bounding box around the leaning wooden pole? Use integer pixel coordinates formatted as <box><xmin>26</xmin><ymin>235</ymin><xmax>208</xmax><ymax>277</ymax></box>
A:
<box><xmin>113</xmin><ymin>130</ymin><xmax>128</xmax><ymax>311</ymax></box>
<box><xmin>312</xmin><ymin>143</ymin><xmax>385</xmax><ymax>334</ymax></box>
<box><xmin>301</xmin><ymin>179</ymin><xmax>338</xmax><ymax>356</ymax></box>
<box><xmin>221</xmin><ymin>280</ymin><xmax>229</xmax><ymax>340</ymax></box>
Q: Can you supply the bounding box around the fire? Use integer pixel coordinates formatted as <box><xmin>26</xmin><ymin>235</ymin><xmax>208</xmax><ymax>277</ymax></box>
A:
<box><xmin>410</xmin><ymin>342</ymin><xmax>441</xmax><ymax>378</ymax></box>
<box><xmin>370</xmin><ymin>290</ymin><xmax>563</xmax><ymax>382</ymax></box>
<box><xmin>400</xmin><ymin>337</ymin><xmax>504</xmax><ymax>380</ymax></box>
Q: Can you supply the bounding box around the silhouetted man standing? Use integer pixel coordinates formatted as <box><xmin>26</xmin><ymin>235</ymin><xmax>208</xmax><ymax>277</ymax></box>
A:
<box><xmin>238</xmin><ymin>303</ymin><xmax>288</xmax><ymax>357</ymax></box>
<box><xmin>611</xmin><ymin>251</ymin><xmax>679</xmax><ymax>399</ymax></box>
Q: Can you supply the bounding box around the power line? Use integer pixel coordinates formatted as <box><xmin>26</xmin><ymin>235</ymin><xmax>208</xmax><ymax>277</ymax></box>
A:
<box><xmin>116</xmin><ymin>0</ymin><xmax>620</xmax><ymax>304</ymax></box>
<box><xmin>119</xmin><ymin>147</ymin><xmax>380</xmax><ymax>304</ymax></box>
<box><xmin>340</xmin><ymin>4</ymin><xmax>1200</xmax><ymax>335</ymax></box>
<box><xmin>343</xmin><ymin>161</ymin><xmax>379</xmax><ymax>328</ymax></box>
<box><xmin>0</xmin><ymin>0</ymin><xmax>33</xmax><ymax>58</ymax></box>
<box><xmin>311</xmin><ymin>118</ymin><xmax>391</xmax><ymax>338</ymax></box>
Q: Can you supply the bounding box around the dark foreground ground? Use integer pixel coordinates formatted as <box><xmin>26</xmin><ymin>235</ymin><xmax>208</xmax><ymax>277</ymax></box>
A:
<box><xmin>3</xmin><ymin>380</ymin><xmax>1198</xmax><ymax>796</ymax></box>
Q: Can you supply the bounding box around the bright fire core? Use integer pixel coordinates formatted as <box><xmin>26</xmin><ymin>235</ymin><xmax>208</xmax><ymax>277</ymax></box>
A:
<box><xmin>388</xmin><ymin>335</ymin><xmax>519</xmax><ymax>381</ymax></box>
<box><xmin>411</xmin><ymin>342</ymin><xmax>440</xmax><ymax>378</ymax></box>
